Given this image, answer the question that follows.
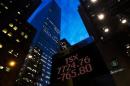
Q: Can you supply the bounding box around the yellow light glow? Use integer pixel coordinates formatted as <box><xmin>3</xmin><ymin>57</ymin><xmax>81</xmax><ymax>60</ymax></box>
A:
<box><xmin>2</xmin><ymin>29</ymin><xmax>7</xmax><ymax>34</ymax></box>
<box><xmin>16</xmin><ymin>39</ymin><xmax>20</xmax><ymax>43</ymax></box>
<box><xmin>13</xmin><ymin>26</ymin><xmax>18</xmax><ymax>31</ymax></box>
<box><xmin>0</xmin><ymin>43</ymin><xmax>3</xmax><ymax>48</ymax></box>
<box><xmin>8</xmin><ymin>60</ymin><xmax>16</xmax><ymax>67</ymax></box>
<box><xmin>9</xmin><ymin>23</ymin><xmax>14</xmax><ymax>27</ymax></box>
<box><xmin>24</xmin><ymin>34</ymin><xmax>28</xmax><ymax>39</ymax></box>
<box><xmin>0</xmin><ymin>66</ymin><xmax>4</xmax><ymax>69</ymax></box>
<box><xmin>21</xmin><ymin>32</ymin><xmax>24</xmax><ymax>36</ymax></box>
<box><xmin>7</xmin><ymin>32</ymin><xmax>12</xmax><ymax>37</ymax></box>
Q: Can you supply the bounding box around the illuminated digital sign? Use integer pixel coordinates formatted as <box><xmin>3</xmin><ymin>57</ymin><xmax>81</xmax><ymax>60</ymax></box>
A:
<box><xmin>57</xmin><ymin>54</ymin><xmax>92</xmax><ymax>81</ymax></box>
<box><xmin>50</xmin><ymin>43</ymin><xmax>112</xmax><ymax>86</ymax></box>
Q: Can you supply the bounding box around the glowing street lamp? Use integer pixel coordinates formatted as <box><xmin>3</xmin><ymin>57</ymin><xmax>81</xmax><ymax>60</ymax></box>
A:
<box><xmin>8</xmin><ymin>60</ymin><xmax>16</xmax><ymax>67</ymax></box>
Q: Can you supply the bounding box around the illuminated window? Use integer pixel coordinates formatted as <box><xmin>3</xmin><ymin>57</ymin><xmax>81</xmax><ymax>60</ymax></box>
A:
<box><xmin>38</xmin><ymin>83</ymin><xmax>42</xmax><ymax>86</ymax></box>
<box><xmin>17</xmin><ymin>11</ymin><xmax>21</xmax><ymax>15</ymax></box>
<box><xmin>42</xmin><ymin>73</ymin><xmax>44</xmax><ymax>77</ymax></box>
<box><xmin>25</xmin><ymin>5</ymin><xmax>29</xmax><ymax>8</ymax></box>
<box><xmin>97</xmin><ymin>13</ymin><xmax>105</xmax><ymax>20</ymax></box>
<box><xmin>14</xmin><ymin>53</ymin><xmax>18</xmax><ymax>57</ymax></box>
<box><xmin>2</xmin><ymin>29</ymin><xmax>7</xmax><ymax>34</ymax></box>
<box><xmin>0</xmin><ymin>43</ymin><xmax>3</xmax><ymax>48</ymax></box>
<box><xmin>6</xmin><ymin>67</ymin><xmax>11</xmax><ymax>72</ymax></box>
<box><xmin>9</xmin><ymin>1</ymin><xmax>13</xmax><ymax>3</ymax></box>
<box><xmin>104</xmin><ymin>28</ymin><xmax>109</xmax><ymax>33</ymax></box>
<box><xmin>13</xmin><ymin>26</ymin><xmax>18</xmax><ymax>31</ymax></box>
<box><xmin>14</xmin><ymin>53</ymin><xmax>19</xmax><ymax>57</ymax></box>
<box><xmin>16</xmin><ymin>39</ymin><xmax>20</xmax><ymax>43</ymax></box>
<box><xmin>103</xmin><ymin>27</ymin><xmax>109</xmax><ymax>33</ymax></box>
<box><xmin>21</xmin><ymin>32</ymin><xmax>25</xmax><ymax>36</ymax></box>
<box><xmin>28</xmin><ymin>54</ymin><xmax>33</xmax><ymax>59</ymax></box>
<box><xmin>8</xmin><ymin>50</ymin><xmax>13</xmax><ymax>54</ymax></box>
<box><xmin>22</xmin><ymin>77</ymin><xmax>31</xmax><ymax>83</ymax></box>
<box><xmin>24</xmin><ymin>34</ymin><xmax>28</xmax><ymax>39</ymax></box>
<box><xmin>5</xmin><ymin>6</ymin><xmax>8</xmax><ymax>10</ymax></box>
<box><xmin>120</xmin><ymin>18</ymin><xmax>127</xmax><ymax>24</ymax></box>
<box><xmin>125</xmin><ymin>44</ymin><xmax>130</xmax><ymax>49</ymax></box>
<box><xmin>0</xmin><ymin>66</ymin><xmax>4</xmax><ymax>70</ymax></box>
<box><xmin>7</xmin><ymin>32</ymin><xmax>12</xmax><ymax>37</ymax></box>
<box><xmin>25</xmin><ymin>4</ymin><xmax>30</xmax><ymax>8</ymax></box>
<box><xmin>45</xmin><ymin>81</ymin><xmax>48</xmax><ymax>83</ymax></box>
<box><xmin>100</xmin><ymin>36</ymin><xmax>104</xmax><ymax>40</ymax></box>
<box><xmin>34</xmin><ymin>65</ymin><xmax>37</xmax><ymax>67</ymax></box>
<box><xmin>9</xmin><ymin>23</ymin><xmax>14</xmax><ymax>27</ymax></box>
<box><xmin>0</xmin><ymin>3</ymin><xmax>4</xmax><ymax>6</ymax></box>
<box><xmin>90</xmin><ymin>0</ymin><xmax>98</xmax><ymax>3</ymax></box>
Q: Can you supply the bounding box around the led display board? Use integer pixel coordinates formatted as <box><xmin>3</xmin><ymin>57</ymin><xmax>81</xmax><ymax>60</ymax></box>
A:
<box><xmin>50</xmin><ymin>43</ymin><xmax>116</xmax><ymax>86</ymax></box>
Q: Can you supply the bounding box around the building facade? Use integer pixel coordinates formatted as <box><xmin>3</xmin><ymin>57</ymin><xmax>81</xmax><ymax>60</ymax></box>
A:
<box><xmin>0</xmin><ymin>0</ymin><xmax>40</xmax><ymax>86</ymax></box>
<box><xmin>79</xmin><ymin>0</ymin><xmax>130</xmax><ymax>86</ymax></box>
<box><xmin>16</xmin><ymin>46</ymin><xmax>43</xmax><ymax>86</ymax></box>
<box><xmin>16</xmin><ymin>0</ymin><xmax>61</xmax><ymax>86</ymax></box>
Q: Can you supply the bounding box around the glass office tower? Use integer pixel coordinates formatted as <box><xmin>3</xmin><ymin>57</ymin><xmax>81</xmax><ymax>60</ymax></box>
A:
<box><xmin>16</xmin><ymin>0</ymin><xmax>61</xmax><ymax>86</ymax></box>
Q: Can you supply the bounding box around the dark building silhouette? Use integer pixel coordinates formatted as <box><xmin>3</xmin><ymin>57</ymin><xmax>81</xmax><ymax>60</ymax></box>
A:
<box><xmin>79</xmin><ymin>0</ymin><xmax>130</xmax><ymax>86</ymax></box>
<box><xmin>60</xmin><ymin>39</ymin><xmax>71</xmax><ymax>50</ymax></box>
<box><xmin>79</xmin><ymin>0</ymin><xmax>130</xmax><ymax>44</ymax></box>
<box><xmin>0</xmin><ymin>0</ymin><xmax>40</xmax><ymax>86</ymax></box>
<box><xmin>16</xmin><ymin>0</ymin><xmax>61</xmax><ymax>86</ymax></box>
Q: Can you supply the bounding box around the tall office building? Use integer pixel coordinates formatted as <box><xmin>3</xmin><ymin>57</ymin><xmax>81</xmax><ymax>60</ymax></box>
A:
<box><xmin>16</xmin><ymin>0</ymin><xmax>61</xmax><ymax>86</ymax></box>
<box><xmin>15</xmin><ymin>46</ymin><xmax>43</xmax><ymax>86</ymax></box>
<box><xmin>79</xmin><ymin>0</ymin><xmax>130</xmax><ymax>86</ymax></box>
<box><xmin>0</xmin><ymin>0</ymin><xmax>40</xmax><ymax>86</ymax></box>
<box><xmin>79</xmin><ymin>0</ymin><xmax>130</xmax><ymax>65</ymax></box>
<box><xmin>79</xmin><ymin>0</ymin><xmax>130</xmax><ymax>42</ymax></box>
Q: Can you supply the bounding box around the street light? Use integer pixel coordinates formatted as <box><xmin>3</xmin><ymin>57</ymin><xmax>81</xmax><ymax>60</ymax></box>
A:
<box><xmin>8</xmin><ymin>60</ymin><xmax>16</xmax><ymax>67</ymax></box>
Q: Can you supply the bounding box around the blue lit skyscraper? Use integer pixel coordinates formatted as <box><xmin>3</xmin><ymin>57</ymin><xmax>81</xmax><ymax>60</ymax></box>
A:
<box><xmin>26</xmin><ymin>0</ymin><xmax>61</xmax><ymax>86</ymax></box>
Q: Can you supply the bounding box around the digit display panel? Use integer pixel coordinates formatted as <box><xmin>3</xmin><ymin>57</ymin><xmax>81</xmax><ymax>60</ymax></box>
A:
<box><xmin>50</xmin><ymin>43</ymin><xmax>115</xmax><ymax>86</ymax></box>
